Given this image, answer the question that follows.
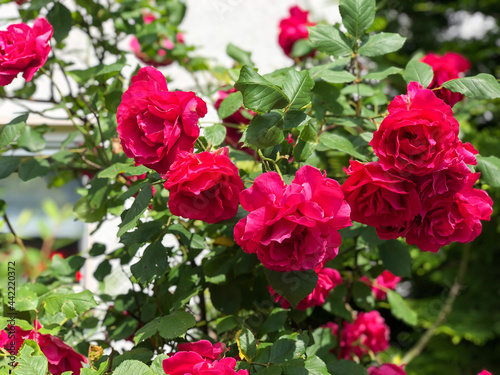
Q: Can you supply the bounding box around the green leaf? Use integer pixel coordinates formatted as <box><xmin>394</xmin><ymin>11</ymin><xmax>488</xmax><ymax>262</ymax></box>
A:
<box><xmin>264</xmin><ymin>269</ymin><xmax>318</xmax><ymax>308</ymax></box>
<box><xmin>308</xmin><ymin>25</ymin><xmax>353</xmax><ymax>57</ymax></box>
<box><xmin>352</xmin><ymin>281</ymin><xmax>375</xmax><ymax>310</ymax></box>
<box><xmin>255</xmin><ymin>367</ymin><xmax>282</xmax><ymax>375</ymax></box>
<box><xmin>243</xmin><ymin>112</ymin><xmax>285</xmax><ymax>149</ymax></box>
<box><xmin>293</xmin><ymin>124</ymin><xmax>317</xmax><ymax>162</ymax></box>
<box><xmin>327</xmin><ymin>359</ymin><xmax>368</xmax><ymax>375</ymax></box>
<box><xmin>130</xmin><ymin>242</ymin><xmax>169</xmax><ymax>283</ymax></box>
<box><xmin>442</xmin><ymin>73</ymin><xmax>500</xmax><ymax>100</ymax></box>
<box><xmin>403</xmin><ymin>60</ymin><xmax>433</xmax><ymax>88</ymax></box>
<box><xmin>73</xmin><ymin>195</ymin><xmax>107</xmax><ymax>223</ymax></box>
<box><xmin>476</xmin><ymin>155</ymin><xmax>500</xmax><ymax>187</ymax></box>
<box><xmin>340</xmin><ymin>84</ymin><xmax>375</xmax><ymax>96</ymax></box>
<box><xmin>283</xmin><ymin>111</ymin><xmax>310</xmax><ymax>130</ymax></box>
<box><xmin>304</xmin><ymin>356</ymin><xmax>329</xmax><ymax>375</ymax></box>
<box><xmin>339</xmin><ymin>0</ymin><xmax>376</xmax><ymax>38</ymax></box>
<box><xmin>379</xmin><ymin>240</ymin><xmax>412</xmax><ymax>277</ymax></box>
<box><xmin>323</xmin><ymin>284</ymin><xmax>352</xmax><ymax>321</ymax></box>
<box><xmin>43</xmin><ymin>290</ymin><xmax>97</xmax><ymax>317</ymax></box>
<box><xmin>17</xmin><ymin>126</ymin><xmax>46</xmax><ymax>152</ymax></box>
<box><xmin>113</xmin><ymin>360</ymin><xmax>153</xmax><ymax>375</ymax></box>
<box><xmin>218</xmin><ymin>91</ymin><xmax>244</xmax><ymax>119</ymax></box>
<box><xmin>235</xmin><ymin>66</ymin><xmax>289</xmax><ymax>113</ymax></box>
<box><xmin>237</xmin><ymin>328</ymin><xmax>257</xmax><ymax>360</ymax></box>
<box><xmin>209</xmin><ymin>283</ymin><xmax>242</xmax><ymax>314</ymax></box>
<box><xmin>117</xmin><ymin>185</ymin><xmax>152</xmax><ymax>237</ymax></box>
<box><xmin>168</xmin><ymin>224</ymin><xmax>206</xmax><ymax>250</ymax></box>
<box><xmin>15</xmin><ymin>285</ymin><xmax>39</xmax><ymax>311</ymax></box>
<box><xmin>319</xmin><ymin>132</ymin><xmax>368</xmax><ymax>160</ymax></box>
<box><xmin>158</xmin><ymin>310</ymin><xmax>196</xmax><ymax>339</ymax></box>
<box><xmin>18</xmin><ymin>158</ymin><xmax>50</xmax><ymax>181</ymax></box>
<box><xmin>290</xmin><ymin>39</ymin><xmax>316</xmax><ymax>58</ymax></box>
<box><xmin>0</xmin><ymin>157</ymin><xmax>20</xmax><ymax>179</ymax></box>
<box><xmin>204</xmin><ymin>124</ymin><xmax>227</xmax><ymax>147</ymax></box>
<box><xmin>387</xmin><ymin>290</ymin><xmax>418</xmax><ymax>326</ymax></box>
<box><xmin>133</xmin><ymin>318</ymin><xmax>161</xmax><ymax>345</ymax></box>
<box><xmin>227</xmin><ymin>44</ymin><xmax>254</xmax><ymax>67</ymax></box>
<box><xmin>269</xmin><ymin>339</ymin><xmax>296</xmax><ymax>364</ymax></box>
<box><xmin>315</xmin><ymin>70</ymin><xmax>356</xmax><ymax>84</ymax></box>
<box><xmin>46</xmin><ymin>3</ymin><xmax>72</xmax><ymax>43</ymax></box>
<box><xmin>0</xmin><ymin>114</ymin><xmax>28</xmax><ymax>149</ymax></box>
<box><xmin>363</xmin><ymin>67</ymin><xmax>403</xmax><ymax>80</ymax></box>
<box><xmin>358</xmin><ymin>33</ymin><xmax>406</xmax><ymax>57</ymax></box>
<box><xmin>93</xmin><ymin>260</ymin><xmax>111</xmax><ymax>282</ymax></box>
<box><xmin>98</xmin><ymin>163</ymin><xmax>150</xmax><ymax>178</ymax></box>
<box><xmin>14</xmin><ymin>340</ymin><xmax>48</xmax><ymax>375</ymax></box>
<box><xmin>68</xmin><ymin>57</ymin><xmax>127</xmax><ymax>83</ymax></box>
<box><xmin>150</xmin><ymin>354</ymin><xmax>169</xmax><ymax>375</ymax></box>
<box><xmin>215</xmin><ymin>315</ymin><xmax>239</xmax><ymax>334</ymax></box>
<box><xmin>282</xmin><ymin>70</ymin><xmax>315</xmax><ymax>110</ymax></box>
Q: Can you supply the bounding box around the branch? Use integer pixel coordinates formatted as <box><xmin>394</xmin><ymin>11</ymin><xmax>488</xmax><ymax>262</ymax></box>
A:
<box><xmin>401</xmin><ymin>244</ymin><xmax>471</xmax><ymax>365</ymax></box>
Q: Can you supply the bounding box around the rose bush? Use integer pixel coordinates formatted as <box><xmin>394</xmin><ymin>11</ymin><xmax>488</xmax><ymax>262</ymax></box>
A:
<box><xmin>1</xmin><ymin>0</ymin><xmax>499</xmax><ymax>374</ymax></box>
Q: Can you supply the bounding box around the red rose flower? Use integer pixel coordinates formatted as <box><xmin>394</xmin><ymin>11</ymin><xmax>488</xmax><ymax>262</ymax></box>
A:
<box><xmin>278</xmin><ymin>6</ymin><xmax>315</xmax><ymax>57</ymax></box>
<box><xmin>163</xmin><ymin>340</ymin><xmax>248</xmax><ymax>375</ymax></box>
<box><xmin>368</xmin><ymin>364</ymin><xmax>407</xmax><ymax>375</ymax></box>
<box><xmin>14</xmin><ymin>0</ymin><xmax>29</xmax><ymax>4</ymax></box>
<box><xmin>117</xmin><ymin>66</ymin><xmax>207</xmax><ymax>174</ymax></box>
<box><xmin>234</xmin><ymin>165</ymin><xmax>351</xmax><ymax>272</ymax></box>
<box><xmin>370</xmin><ymin>82</ymin><xmax>462</xmax><ymax>176</ymax></box>
<box><xmin>269</xmin><ymin>266</ymin><xmax>342</xmax><ymax>310</ymax></box>
<box><xmin>405</xmin><ymin>173</ymin><xmax>493</xmax><ymax>252</ymax></box>
<box><xmin>1</xmin><ymin>324</ymin><xmax>87</xmax><ymax>375</ymax></box>
<box><xmin>328</xmin><ymin>310</ymin><xmax>390</xmax><ymax>360</ymax></box>
<box><xmin>163</xmin><ymin>147</ymin><xmax>244</xmax><ymax>223</ymax></box>
<box><xmin>0</xmin><ymin>330</ymin><xmax>8</xmax><ymax>347</ymax></box>
<box><xmin>0</xmin><ymin>18</ymin><xmax>53</xmax><ymax>86</ymax></box>
<box><xmin>361</xmin><ymin>270</ymin><xmax>401</xmax><ymax>300</ymax></box>
<box><xmin>214</xmin><ymin>88</ymin><xmax>255</xmax><ymax>154</ymax></box>
<box><xmin>421</xmin><ymin>52</ymin><xmax>470</xmax><ymax>107</ymax></box>
<box><xmin>341</xmin><ymin>161</ymin><xmax>422</xmax><ymax>227</ymax></box>
<box><xmin>479</xmin><ymin>371</ymin><xmax>492</xmax><ymax>375</ymax></box>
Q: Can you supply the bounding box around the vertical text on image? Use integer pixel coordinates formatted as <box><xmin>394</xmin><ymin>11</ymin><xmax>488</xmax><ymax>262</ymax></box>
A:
<box><xmin>6</xmin><ymin>261</ymin><xmax>17</xmax><ymax>369</ymax></box>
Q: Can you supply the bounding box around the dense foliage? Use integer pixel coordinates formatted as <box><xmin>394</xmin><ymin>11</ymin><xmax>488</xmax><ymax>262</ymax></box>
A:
<box><xmin>0</xmin><ymin>0</ymin><xmax>499</xmax><ymax>374</ymax></box>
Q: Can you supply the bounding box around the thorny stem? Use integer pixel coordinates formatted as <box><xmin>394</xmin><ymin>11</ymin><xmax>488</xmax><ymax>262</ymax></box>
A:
<box><xmin>401</xmin><ymin>244</ymin><xmax>471</xmax><ymax>365</ymax></box>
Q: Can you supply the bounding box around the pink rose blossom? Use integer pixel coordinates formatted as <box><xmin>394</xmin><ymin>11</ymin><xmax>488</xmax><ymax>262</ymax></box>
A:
<box><xmin>0</xmin><ymin>18</ymin><xmax>53</xmax><ymax>86</ymax></box>
<box><xmin>234</xmin><ymin>165</ymin><xmax>351</xmax><ymax>271</ymax></box>
<box><xmin>478</xmin><ymin>371</ymin><xmax>492</xmax><ymax>375</ymax></box>
<box><xmin>370</xmin><ymin>82</ymin><xmax>463</xmax><ymax>176</ymax></box>
<box><xmin>163</xmin><ymin>147</ymin><xmax>244</xmax><ymax>223</ymax></box>
<box><xmin>163</xmin><ymin>340</ymin><xmax>248</xmax><ymax>375</ymax></box>
<box><xmin>361</xmin><ymin>270</ymin><xmax>401</xmax><ymax>300</ymax></box>
<box><xmin>269</xmin><ymin>266</ymin><xmax>342</xmax><ymax>310</ymax></box>
<box><xmin>341</xmin><ymin>161</ymin><xmax>421</xmax><ymax>227</ymax></box>
<box><xmin>328</xmin><ymin>311</ymin><xmax>390</xmax><ymax>360</ymax></box>
<box><xmin>368</xmin><ymin>363</ymin><xmax>407</xmax><ymax>375</ymax></box>
<box><xmin>421</xmin><ymin>52</ymin><xmax>470</xmax><ymax>107</ymax></box>
<box><xmin>0</xmin><ymin>324</ymin><xmax>87</xmax><ymax>375</ymax></box>
<box><xmin>278</xmin><ymin>6</ymin><xmax>316</xmax><ymax>58</ymax></box>
<box><xmin>117</xmin><ymin>66</ymin><xmax>207</xmax><ymax>174</ymax></box>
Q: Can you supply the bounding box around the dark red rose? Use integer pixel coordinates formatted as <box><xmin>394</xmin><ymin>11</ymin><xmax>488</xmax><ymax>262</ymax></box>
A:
<box><xmin>341</xmin><ymin>161</ymin><xmax>422</xmax><ymax>227</ymax></box>
<box><xmin>405</xmin><ymin>173</ymin><xmax>493</xmax><ymax>252</ymax></box>
<box><xmin>370</xmin><ymin>82</ymin><xmax>463</xmax><ymax>176</ymax></box>
<box><xmin>278</xmin><ymin>6</ymin><xmax>315</xmax><ymax>58</ymax></box>
<box><xmin>0</xmin><ymin>18</ymin><xmax>53</xmax><ymax>86</ymax></box>
<box><xmin>163</xmin><ymin>147</ymin><xmax>244</xmax><ymax>223</ymax></box>
<box><xmin>361</xmin><ymin>270</ymin><xmax>401</xmax><ymax>300</ymax></box>
<box><xmin>117</xmin><ymin>66</ymin><xmax>207</xmax><ymax>174</ymax></box>
<box><xmin>421</xmin><ymin>52</ymin><xmax>470</xmax><ymax>107</ymax></box>
<box><xmin>234</xmin><ymin>165</ymin><xmax>351</xmax><ymax>272</ymax></box>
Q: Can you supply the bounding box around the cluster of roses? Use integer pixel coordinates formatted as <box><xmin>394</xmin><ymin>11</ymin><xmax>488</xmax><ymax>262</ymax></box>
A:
<box><xmin>342</xmin><ymin>81</ymin><xmax>493</xmax><ymax>252</ymax></box>
<box><xmin>0</xmin><ymin>322</ymin><xmax>87</xmax><ymax>375</ymax></box>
